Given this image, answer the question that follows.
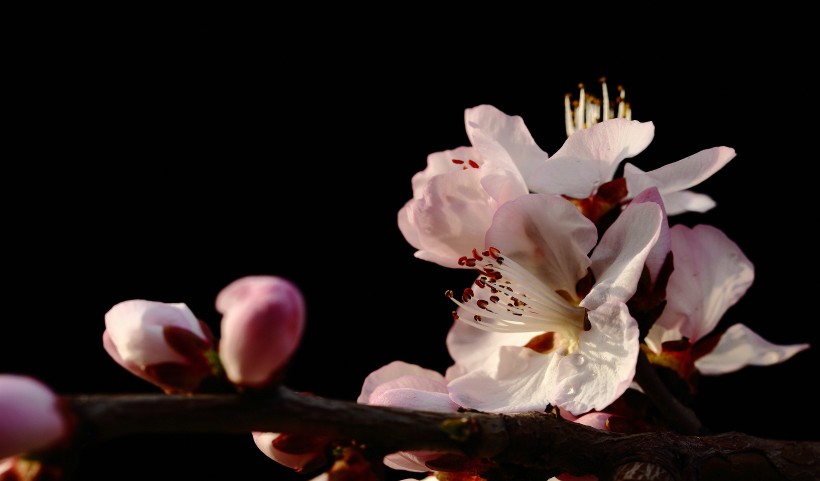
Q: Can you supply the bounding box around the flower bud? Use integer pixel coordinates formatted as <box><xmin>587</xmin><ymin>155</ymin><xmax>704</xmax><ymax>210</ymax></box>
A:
<box><xmin>103</xmin><ymin>300</ymin><xmax>214</xmax><ymax>393</ymax></box>
<box><xmin>0</xmin><ymin>375</ymin><xmax>68</xmax><ymax>459</ymax></box>
<box><xmin>217</xmin><ymin>276</ymin><xmax>305</xmax><ymax>388</ymax></box>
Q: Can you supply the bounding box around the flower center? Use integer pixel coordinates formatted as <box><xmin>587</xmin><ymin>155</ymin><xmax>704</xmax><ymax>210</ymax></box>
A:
<box><xmin>564</xmin><ymin>77</ymin><xmax>631</xmax><ymax>137</ymax></box>
<box><xmin>446</xmin><ymin>247</ymin><xmax>587</xmax><ymax>353</ymax></box>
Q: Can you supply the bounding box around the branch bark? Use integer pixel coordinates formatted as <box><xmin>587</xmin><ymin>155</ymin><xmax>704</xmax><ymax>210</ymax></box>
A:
<box><xmin>65</xmin><ymin>387</ymin><xmax>818</xmax><ymax>481</ymax></box>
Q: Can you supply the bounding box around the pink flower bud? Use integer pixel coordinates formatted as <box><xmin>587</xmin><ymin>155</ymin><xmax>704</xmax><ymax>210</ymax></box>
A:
<box><xmin>103</xmin><ymin>300</ymin><xmax>214</xmax><ymax>393</ymax></box>
<box><xmin>217</xmin><ymin>276</ymin><xmax>305</xmax><ymax>388</ymax></box>
<box><xmin>0</xmin><ymin>375</ymin><xmax>67</xmax><ymax>459</ymax></box>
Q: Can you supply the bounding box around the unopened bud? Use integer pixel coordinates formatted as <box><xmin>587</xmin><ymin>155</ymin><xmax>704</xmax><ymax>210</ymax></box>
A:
<box><xmin>103</xmin><ymin>300</ymin><xmax>215</xmax><ymax>393</ymax></box>
<box><xmin>217</xmin><ymin>276</ymin><xmax>305</xmax><ymax>388</ymax></box>
<box><xmin>0</xmin><ymin>375</ymin><xmax>68</xmax><ymax>459</ymax></box>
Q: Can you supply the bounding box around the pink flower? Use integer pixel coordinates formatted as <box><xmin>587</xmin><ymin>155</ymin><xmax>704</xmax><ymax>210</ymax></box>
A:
<box><xmin>0</xmin><ymin>375</ymin><xmax>67</xmax><ymax>459</ymax></box>
<box><xmin>398</xmin><ymin>105</ymin><xmax>539</xmax><ymax>268</ymax></box>
<box><xmin>103</xmin><ymin>300</ymin><xmax>215</xmax><ymax>393</ymax></box>
<box><xmin>217</xmin><ymin>276</ymin><xmax>306</xmax><ymax>388</ymax></box>
<box><xmin>358</xmin><ymin>361</ymin><xmax>460</xmax><ymax>473</ymax></box>
<box><xmin>644</xmin><ymin>225</ymin><xmax>809</xmax><ymax>377</ymax></box>
<box><xmin>446</xmin><ymin>193</ymin><xmax>663</xmax><ymax>415</ymax></box>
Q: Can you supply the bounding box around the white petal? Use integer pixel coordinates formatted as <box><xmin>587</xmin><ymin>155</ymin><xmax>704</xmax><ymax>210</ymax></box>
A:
<box><xmin>446</xmin><ymin>316</ymin><xmax>534</xmax><ymax>372</ymax></box>
<box><xmin>398</xmin><ymin>202</ymin><xmax>423</xmax><ymax>250</ymax></box>
<box><xmin>574</xmin><ymin>412</ymin><xmax>613</xmax><ymax>430</ymax></box>
<box><xmin>584</xmin><ymin>203</ymin><xmax>662</xmax><ymax>310</ymax></box>
<box><xmin>695</xmin><ymin>324</ymin><xmax>810</xmax><ymax>375</ymax></box>
<box><xmin>623</xmin><ymin>147</ymin><xmax>735</xmax><ymax>198</ymax></box>
<box><xmin>551</xmin><ymin>302</ymin><xmax>640</xmax><ymax>415</ymax></box>
<box><xmin>358</xmin><ymin>361</ymin><xmax>445</xmax><ymax>404</ymax></box>
<box><xmin>660</xmin><ymin>190</ymin><xmax>716</xmax><ymax>215</ymax></box>
<box><xmin>654</xmin><ymin>225</ymin><xmax>754</xmax><ymax>342</ymax></box>
<box><xmin>465</xmin><ymin>104</ymin><xmax>549</xmax><ymax>182</ymax></box>
<box><xmin>371</xmin><ymin>389</ymin><xmax>458</xmax><ymax>412</ymax></box>
<box><xmin>447</xmin><ymin>345</ymin><xmax>561</xmax><ymax>413</ymax></box>
<box><xmin>486</xmin><ymin>195</ymin><xmax>598</xmax><ymax>293</ymax></box>
<box><xmin>530</xmin><ymin>119</ymin><xmax>655</xmax><ymax>198</ymax></box>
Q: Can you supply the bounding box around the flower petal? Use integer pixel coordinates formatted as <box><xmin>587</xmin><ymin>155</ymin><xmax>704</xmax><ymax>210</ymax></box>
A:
<box><xmin>465</xmin><ymin>104</ymin><xmax>549</xmax><ymax>183</ymax></box>
<box><xmin>530</xmin><ymin>119</ymin><xmax>655</xmax><ymax>198</ymax></box>
<box><xmin>551</xmin><ymin>301</ymin><xmax>640</xmax><ymax>415</ymax></box>
<box><xmin>583</xmin><ymin>202</ymin><xmax>662</xmax><ymax>310</ymax></box>
<box><xmin>653</xmin><ymin>225</ymin><xmax>754</xmax><ymax>342</ymax></box>
<box><xmin>402</xmin><ymin>169</ymin><xmax>498</xmax><ymax>268</ymax></box>
<box><xmin>371</xmin><ymin>389</ymin><xmax>458</xmax><ymax>412</ymax></box>
<box><xmin>623</xmin><ymin>146</ymin><xmax>736</xmax><ymax>198</ymax></box>
<box><xmin>447</xmin><ymin>345</ymin><xmax>561</xmax><ymax>413</ymax></box>
<box><xmin>658</xmin><ymin>190</ymin><xmax>716</xmax><ymax>215</ymax></box>
<box><xmin>447</xmin><ymin>316</ymin><xmax>534</xmax><ymax>372</ymax></box>
<box><xmin>626</xmin><ymin>187</ymin><xmax>670</xmax><ymax>285</ymax></box>
<box><xmin>411</xmin><ymin>146</ymin><xmax>481</xmax><ymax>198</ymax></box>
<box><xmin>486</xmin><ymin>194</ymin><xmax>598</xmax><ymax>293</ymax></box>
<box><xmin>695</xmin><ymin>324</ymin><xmax>810</xmax><ymax>375</ymax></box>
<box><xmin>384</xmin><ymin>452</ymin><xmax>433</xmax><ymax>472</ymax></box>
<box><xmin>358</xmin><ymin>361</ymin><xmax>446</xmax><ymax>404</ymax></box>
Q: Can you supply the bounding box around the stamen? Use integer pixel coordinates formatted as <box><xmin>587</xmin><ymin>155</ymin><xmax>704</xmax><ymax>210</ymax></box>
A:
<box><xmin>468</xmin><ymin>160</ymin><xmax>479</xmax><ymax>169</ymax></box>
<box><xmin>451</xmin><ymin>159</ymin><xmax>465</xmax><ymax>165</ymax></box>
<box><xmin>447</xmin><ymin>248</ymin><xmax>587</xmax><ymax>336</ymax></box>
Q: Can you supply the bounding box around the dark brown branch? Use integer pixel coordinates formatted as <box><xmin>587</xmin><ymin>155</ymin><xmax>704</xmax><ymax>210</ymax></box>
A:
<box><xmin>634</xmin><ymin>350</ymin><xmax>704</xmax><ymax>435</ymax></box>
<box><xmin>66</xmin><ymin>387</ymin><xmax>818</xmax><ymax>481</ymax></box>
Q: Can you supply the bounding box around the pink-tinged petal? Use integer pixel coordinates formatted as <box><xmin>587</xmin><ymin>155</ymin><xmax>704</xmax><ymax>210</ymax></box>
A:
<box><xmin>102</xmin><ymin>330</ymin><xmax>157</xmax><ymax>385</ymax></box>
<box><xmin>695</xmin><ymin>324</ymin><xmax>810</xmax><ymax>375</ymax></box>
<box><xmin>626</xmin><ymin>188</ymin><xmax>670</xmax><ymax>285</ymax></box>
<box><xmin>444</xmin><ymin>363</ymin><xmax>467</xmax><ymax>382</ymax></box>
<box><xmin>658</xmin><ymin>190</ymin><xmax>716</xmax><ymax>215</ymax></box>
<box><xmin>623</xmin><ymin>147</ymin><xmax>736</xmax><ymax>198</ymax></box>
<box><xmin>104</xmin><ymin>301</ymin><xmax>205</xmax><ymax>366</ymax></box>
<box><xmin>403</xmin><ymin>169</ymin><xmax>498</xmax><ymax>268</ymax></box>
<box><xmin>530</xmin><ymin>119</ymin><xmax>655</xmax><ymax>198</ymax></box>
<box><xmin>573</xmin><ymin>412</ymin><xmax>613</xmax><ymax>430</ymax></box>
<box><xmin>358</xmin><ymin>361</ymin><xmax>446</xmax><ymax>404</ymax></box>
<box><xmin>486</xmin><ymin>194</ymin><xmax>598</xmax><ymax>293</ymax></box>
<box><xmin>584</xmin><ymin>202</ymin><xmax>662</xmax><ymax>310</ymax></box>
<box><xmin>446</xmin><ymin>315</ymin><xmax>534</xmax><ymax>372</ymax></box>
<box><xmin>0</xmin><ymin>375</ymin><xmax>67</xmax><ymax>459</ymax></box>
<box><xmin>384</xmin><ymin>452</ymin><xmax>432</xmax><ymax>472</ymax></box>
<box><xmin>464</xmin><ymin>104</ymin><xmax>549</xmax><ymax>182</ymax></box>
<box><xmin>371</xmin><ymin>389</ymin><xmax>458</xmax><ymax>412</ymax></box>
<box><xmin>479</xmin><ymin>169</ymin><xmax>529</xmax><ymax>205</ymax></box>
<box><xmin>410</xmin><ymin>146</ymin><xmax>481</xmax><ymax>198</ymax></box>
<box><xmin>398</xmin><ymin>202</ymin><xmax>423</xmax><ymax>250</ymax></box>
<box><xmin>552</xmin><ymin>302</ymin><xmax>640</xmax><ymax>415</ymax></box>
<box><xmin>218</xmin><ymin>276</ymin><xmax>305</xmax><ymax>388</ymax></box>
<box><xmin>252</xmin><ymin>432</ymin><xmax>325</xmax><ymax>472</ymax></box>
<box><xmin>654</xmin><ymin>225</ymin><xmax>754</xmax><ymax>342</ymax></box>
<box><xmin>448</xmin><ymin>344</ymin><xmax>561</xmax><ymax>413</ymax></box>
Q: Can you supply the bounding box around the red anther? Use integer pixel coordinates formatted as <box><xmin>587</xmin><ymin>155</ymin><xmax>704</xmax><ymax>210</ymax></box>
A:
<box><xmin>474</xmin><ymin>278</ymin><xmax>486</xmax><ymax>288</ymax></box>
<box><xmin>468</xmin><ymin>160</ymin><xmax>479</xmax><ymax>169</ymax></box>
<box><xmin>472</xmin><ymin>248</ymin><xmax>483</xmax><ymax>261</ymax></box>
<box><xmin>477</xmin><ymin>300</ymin><xmax>489</xmax><ymax>309</ymax></box>
<box><xmin>458</xmin><ymin>256</ymin><xmax>469</xmax><ymax>266</ymax></box>
<box><xmin>490</xmin><ymin>295</ymin><xmax>500</xmax><ymax>303</ymax></box>
<box><xmin>451</xmin><ymin>159</ymin><xmax>465</xmax><ymax>164</ymax></box>
<box><xmin>482</xmin><ymin>250</ymin><xmax>490</xmax><ymax>257</ymax></box>
<box><xmin>451</xmin><ymin>311</ymin><xmax>460</xmax><ymax>320</ymax></box>
<box><xmin>465</xmin><ymin>258</ymin><xmax>476</xmax><ymax>267</ymax></box>
<box><xmin>445</xmin><ymin>290</ymin><xmax>454</xmax><ymax>298</ymax></box>
<box><xmin>488</xmin><ymin>247</ymin><xmax>501</xmax><ymax>258</ymax></box>
<box><xmin>473</xmin><ymin>315</ymin><xmax>482</xmax><ymax>322</ymax></box>
<box><xmin>464</xmin><ymin>288</ymin><xmax>474</xmax><ymax>297</ymax></box>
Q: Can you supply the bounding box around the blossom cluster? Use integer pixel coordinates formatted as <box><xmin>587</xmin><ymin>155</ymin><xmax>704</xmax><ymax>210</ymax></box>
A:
<box><xmin>0</xmin><ymin>82</ymin><xmax>810</xmax><ymax>481</ymax></box>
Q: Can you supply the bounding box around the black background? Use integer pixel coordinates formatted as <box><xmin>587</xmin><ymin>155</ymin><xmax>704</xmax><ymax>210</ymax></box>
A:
<box><xmin>4</xmin><ymin>25</ymin><xmax>818</xmax><ymax>480</ymax></box>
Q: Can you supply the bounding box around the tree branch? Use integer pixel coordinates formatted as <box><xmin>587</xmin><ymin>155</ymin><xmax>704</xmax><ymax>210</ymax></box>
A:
<box><xmin>66</xmin><ymin>387</ymin><xmax>818</xmax><ymax>481</ymax></box>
